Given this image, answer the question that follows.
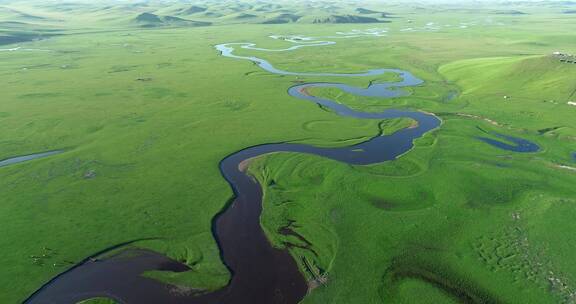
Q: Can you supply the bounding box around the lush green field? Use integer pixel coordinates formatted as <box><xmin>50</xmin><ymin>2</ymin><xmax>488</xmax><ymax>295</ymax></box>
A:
<box><xmin>1</xmin><ymin>0</ymin><xmax>576</xmax><ymax>303</ymax></box>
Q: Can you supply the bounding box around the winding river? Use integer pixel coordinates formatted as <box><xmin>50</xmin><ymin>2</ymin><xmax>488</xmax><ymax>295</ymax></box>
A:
<box><xmin>25</xmin><ymin>37</ymin><xmax>441</xmax><ymax>304</ymax></box>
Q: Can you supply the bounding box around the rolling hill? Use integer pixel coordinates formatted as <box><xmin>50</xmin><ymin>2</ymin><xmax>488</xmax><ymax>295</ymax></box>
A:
<box><xmin>134</xmin><ymin>12</ymin><xmax>211</xmax><ymax>27</ymax></box>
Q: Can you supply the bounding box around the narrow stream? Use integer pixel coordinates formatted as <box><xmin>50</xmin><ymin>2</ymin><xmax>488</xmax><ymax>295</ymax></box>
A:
<box><xmin>0</xmin><ymin>150</ymin><xmax>63</xmax><ymax>168</ymax></box>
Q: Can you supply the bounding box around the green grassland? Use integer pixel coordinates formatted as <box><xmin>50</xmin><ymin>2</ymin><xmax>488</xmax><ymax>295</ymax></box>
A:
<box><xmin>1</xmin><ymin>0</ymin><xmax>576</xmax><ymax>303</ymax></box>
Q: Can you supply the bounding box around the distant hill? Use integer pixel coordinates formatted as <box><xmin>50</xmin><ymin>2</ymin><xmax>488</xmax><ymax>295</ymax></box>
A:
<box><xmin>135</xmin><ymin>12</ymin><xmax>162</xmax><ymax>24</ymax></box>
<box><xmin>134</xmin><ymin>12</ymin><xmax>211</xmax><ymax>27</ymax></box>
<box><xmin>219</xmin><ymin>12</ymin><xmax>259</xmax><ymax>21</ymax></box>
<box><xmin>0</xmin><ymin>0</ymin><xmax>399</xmax><ymax>30</ymax></box>
<box><xmin>254</xmin><ymin>4</ymin><xmax>283</xmax><ymax>12</ymax></box>
<box><xmin>202</xmin><ymin>11</ymin><xmax>223</xmax><ymax>18</ymax></box>
<box><xmin>0</xmin><ymin>33</ymin><xmax>32</xmax><ymax>45</ymax></box>
<box><xmin>491</xmin><ymin>10</ymin><xmax>527</xmax><ymax>15</ymax></box>
<box><xmin>563</xmin><ymin>10</ymin><xmax>576</xmax><ymax>14</ymax></box>
<box><xmin>261</xmin><ymin>13</ymin><xmax>301</xmax><ymax>24</ymax></box>
<box><xmin>234</xmin><ymin>13</ymin><xmax>258</xmax><ymax>19</ymax></box>
<box><xmin>356</xmin><ymin>8</ymin><xmax>380</xmax><ymax>14</ymax></box>
<box><xmin>355</xmin><ymin>8</ymin><xmax>391</xmax><ymax>18</ymax></box>
<box><xmin>310</xmin><ymin>14</ymin><xmax>384</xmax><ymax>24</ymax></box>
<box><xmin>183</xmin><ymin>6</ymin><xmax>207</xmax><ymax>14</ymax></box>
<box><xmin>0</xmin><ymin>31</ymin><xmax>57</xmax><ymax>46</ymax></box>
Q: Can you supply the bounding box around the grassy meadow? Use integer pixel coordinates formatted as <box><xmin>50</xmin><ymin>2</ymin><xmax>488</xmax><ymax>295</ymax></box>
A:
<box><xmin>1</xmin><ymin>0</ymin><xmax>576</xmax><ymax>303</ymax></box>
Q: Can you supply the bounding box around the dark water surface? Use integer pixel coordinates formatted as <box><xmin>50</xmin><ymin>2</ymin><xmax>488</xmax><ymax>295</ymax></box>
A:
<box><xmin>27</xmin><ymin>250</ymin><xmax>190</xmax><ymax>304</ymax></box>
<box><xmin>26</xmin><ymin>42</ymin><xmax>441</xmax><ymax>304</ymax></box>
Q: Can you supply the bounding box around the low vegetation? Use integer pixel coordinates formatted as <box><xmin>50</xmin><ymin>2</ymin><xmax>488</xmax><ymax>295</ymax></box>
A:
<box><xmin>1</xmin><ymin>0</ymin><xmax>576</xmax><ymax>303</ymax></box>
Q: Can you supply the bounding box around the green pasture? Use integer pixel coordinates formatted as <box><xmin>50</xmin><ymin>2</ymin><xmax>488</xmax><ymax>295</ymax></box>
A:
<box><xmin>1</xmin><ymin>1</ymin><xmax>576</xmax><ymax>303</ymax></box>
